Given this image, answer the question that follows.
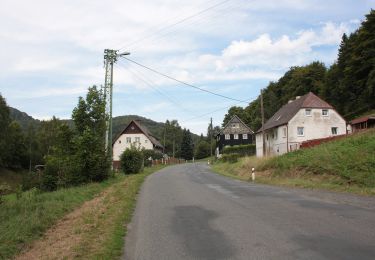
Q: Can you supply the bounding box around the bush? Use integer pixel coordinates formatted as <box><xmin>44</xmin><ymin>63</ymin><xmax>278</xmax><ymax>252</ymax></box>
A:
<box><xmin>142</xmin><ymin>149</ymin><xmax>163</xmax><ymax>167</ymax></box>
<box><xmin>120</xmin><ymin>147</ymin><xmax>144</xmax><ymax>174</ymax></box>
<box><xmin>195</xmin><ymin>140</ymin><xmax>211</xmax><ymax>159</ymax></box>
<box><xmin>221</xmin><ymin>153</ymin><xmax>241</xmax><ymax>163</ymax></box>
<box><xmin>223</xmin><ymin>144</ymin><xmax>256</xmax><ymax>156</ymax></box>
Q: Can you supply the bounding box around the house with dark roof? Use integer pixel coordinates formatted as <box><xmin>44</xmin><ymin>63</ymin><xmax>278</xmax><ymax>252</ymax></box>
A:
<box><xmin>112</xmin><ymin>120</ymin><xmax>163</xmax><ymax>169</ymax></box>
<box><xmin>216</xmin><ymin>115</ymin><xmax>254</xmax><ymax>153</ymax></box>
<box><xmin>256</xmin><ymin>92</ymin><xmax>346</xmax><ymax>157</ymax></box>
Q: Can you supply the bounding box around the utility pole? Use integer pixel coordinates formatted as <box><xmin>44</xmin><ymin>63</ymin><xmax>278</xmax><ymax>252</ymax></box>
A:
<box><xmin>260</xmin><ymin>89</ymin><xmax>266</xmax><ymax>157</ymax></box>
<box><xmin>210</xmin><ymin>117</ymin><xmax>213</xmax><ymax>158</ymax></box>
<box><xmin>103</xmin><ymin>49</ymin><xmax>130</xmax><ymax>163</ymax></box>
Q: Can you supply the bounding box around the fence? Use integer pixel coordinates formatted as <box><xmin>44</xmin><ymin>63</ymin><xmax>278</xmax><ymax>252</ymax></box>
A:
<box><xmin>300</xmin><ymin>134</ymin><xmax>347</xmax><ymax>149</ymax></box>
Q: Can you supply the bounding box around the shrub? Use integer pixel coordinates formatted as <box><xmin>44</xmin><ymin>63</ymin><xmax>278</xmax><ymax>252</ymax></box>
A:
<box><xmin>221</xmin><ymin>153</ymin><xmax>241</xmax><ymax>163</ymax></box>
<box><xmin>120</xmin><ymin>147</ymin><xmax>144</xmax><ymax>174</ymax></box>
<box><xmin>223</xmin><ymin>144</ymin><xmax>256</xmax><ymax>156</ymax></box>
<box><xmin>195</xmin><ymin>140</ymin><xmax>211</xmax><ymax>159</ymax></box>
<box><xmin>142</xmin><ymin>149</ymin><xmax>163</xmax><ymax>167</ymax></box>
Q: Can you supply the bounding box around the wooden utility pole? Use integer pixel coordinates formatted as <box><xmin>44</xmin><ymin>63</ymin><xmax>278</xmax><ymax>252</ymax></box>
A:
<box><xmin>210</xmin><ymin>117</ymin><xmax>213</xmax><ymax>158</ymax></box>
<box><xmin>260</xmin><ymin>89</ymin><xmax>266</xmax><ymax>157</ymax></box>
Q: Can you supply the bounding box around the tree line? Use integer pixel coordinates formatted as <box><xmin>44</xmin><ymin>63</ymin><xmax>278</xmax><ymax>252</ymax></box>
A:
<box><xmin>223</xmin><ymin>10</ymin><xmax>375</xmax><ymax>130</ymax></box>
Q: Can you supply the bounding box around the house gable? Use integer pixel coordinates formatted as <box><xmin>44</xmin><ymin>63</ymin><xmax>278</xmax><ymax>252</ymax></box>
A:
<box><xmin>221</xmin><ymin>115</ymin><xmax>254</xmax><ymax>135</ymax></box>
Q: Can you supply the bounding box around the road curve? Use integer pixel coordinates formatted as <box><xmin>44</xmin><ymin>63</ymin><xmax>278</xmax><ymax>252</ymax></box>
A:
<box><xmin>124</xmin><ymin>163</ymin><xmax>375</xmax><ymax>260</ymax></box>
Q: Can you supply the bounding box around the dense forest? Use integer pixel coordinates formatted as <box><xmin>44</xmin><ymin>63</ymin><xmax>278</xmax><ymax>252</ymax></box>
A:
<box><xmin>223</xmin><ymin>10</ymin><xmax>375</xmax><ymax>131</ymax></box>
<box><xmin>0</xmin><ymin>93</ymin><xmax>204</xmax><ymax>172</ymax></box>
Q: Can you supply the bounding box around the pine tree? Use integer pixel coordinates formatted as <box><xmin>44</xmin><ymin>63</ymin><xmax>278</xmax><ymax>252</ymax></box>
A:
<box><xmin>180</xmin><ymin>129</ymin><xmax>194</xmax><ymax>160</ymax></box>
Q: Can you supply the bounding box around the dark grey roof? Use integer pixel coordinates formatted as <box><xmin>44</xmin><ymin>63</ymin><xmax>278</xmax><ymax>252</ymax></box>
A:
<box><xmin>114</xmin><ymin>120</ymin><xmax>163</xmax><ymax>149</ymax></box>
<box><xmin>132</xmin><ymin>120</ymin><xmax>163</xmax><ymax>148</ymax></box>
<box><xmin>219</xmin><ymin>115</ymin><xmax>254</xmax><ymax>135</ymax></box>
<box><xmin>256</xmin><ymin>92</ymin><xmax>333</xmax><ymax>133</ymax></box>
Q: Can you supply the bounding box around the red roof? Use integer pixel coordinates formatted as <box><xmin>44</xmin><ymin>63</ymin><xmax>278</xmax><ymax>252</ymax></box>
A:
<box><xmin>350</xmin><ymin>115</ymin><xmax>375</xmax><ymax>125</ymax></box>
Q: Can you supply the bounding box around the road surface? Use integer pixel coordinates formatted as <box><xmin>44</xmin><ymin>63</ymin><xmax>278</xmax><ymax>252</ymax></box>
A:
<box><xmin>124</xmin><ymin>163</ymin><xmax>375</xmax><ymax>260</ymax></box>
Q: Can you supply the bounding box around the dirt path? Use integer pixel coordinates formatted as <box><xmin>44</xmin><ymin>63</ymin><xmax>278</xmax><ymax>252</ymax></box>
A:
<box><xmin>16</xmin><ymin>187</ymin><xmax>113</xmax><ymax>260</ymax></box>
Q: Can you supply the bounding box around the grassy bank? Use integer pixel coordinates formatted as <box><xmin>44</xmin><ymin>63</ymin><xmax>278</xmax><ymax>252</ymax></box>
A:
<box><xmin>1</xmin><ymin>165</ymin><xmax>164</xmax><ymax>259</ymax></box>
<box><xmin>212</xmin><ymin>130</ymin><xmax>375</xmax><ymax>195</ymax></box>
<box><xmin>0</xmin><ymin>168</ymin><xmax>26</xmax><ymax>192</ymax></box>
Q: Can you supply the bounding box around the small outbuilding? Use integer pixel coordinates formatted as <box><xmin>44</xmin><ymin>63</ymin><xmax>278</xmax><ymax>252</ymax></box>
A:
<box><xmin>350</xmin><ymin>115</ymin><xmax>375</xmax><ymax>133</ymax></box>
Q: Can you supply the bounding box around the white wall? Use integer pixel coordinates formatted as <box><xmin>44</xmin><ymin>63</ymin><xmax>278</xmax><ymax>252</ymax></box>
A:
<box><xmin>288</xmin><ymin>108</ymin><xmax>346</xmax><ymax>143</ymax></box>
<box><xmin>113</xmin><ymin>133</ymin><xmax>153</xmax><ymax>161</ymax></box>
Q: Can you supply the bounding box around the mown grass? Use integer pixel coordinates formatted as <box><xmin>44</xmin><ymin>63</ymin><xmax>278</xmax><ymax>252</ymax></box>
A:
<box><xmin>72</xmin><ymin>165</ymin><xmax>165</xmax><ymax>259</ymax></box>
<box><xmin>212</xmin><ymin>130</ymin><xmax>375</xmax><ymax>195</ymax></box>
<box><xmin>0</xmin><ymin>175</ymin><xmax>119</xmax><ymax>259</ymax></box>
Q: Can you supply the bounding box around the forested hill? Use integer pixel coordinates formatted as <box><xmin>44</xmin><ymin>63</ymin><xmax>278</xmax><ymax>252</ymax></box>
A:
<box><xmin>9</xmin><ymin>108</ymin><xmax>200</xmax><ymax>146</ymax></box>
<box><xmin>223</xmin><ymin>9</ymin><xmax>375</xmax><ymax>131</ymax></box>
<box><xmin>10</xmin><ymin>109</ymin><xmax>165</xmax><ymax>140</ymax></box>
<box><xmin>9</xmin><ymin>107</ymin><xmax>40</xmax><ymax>130</ymax></box>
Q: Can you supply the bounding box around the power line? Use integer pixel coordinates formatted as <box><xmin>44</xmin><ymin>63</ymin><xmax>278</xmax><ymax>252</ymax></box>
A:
<box><xmin>121</xmin><ymin>57</ymin><xmax>249</xmax><ymax>104</ymax></box>
<box><xmin>118</xmin><ymin>0</ymin><xmax>232</xmax><ymax>51</ymax></box>
<box><xmin>130</xmin><ymin>1</ymin><xmax>240</xmax><ymax>53</ymax></box>
<box><xmin>116</xmin><ymin>61</ymin><xmax>194</xmax><ymax>115</ymax></box>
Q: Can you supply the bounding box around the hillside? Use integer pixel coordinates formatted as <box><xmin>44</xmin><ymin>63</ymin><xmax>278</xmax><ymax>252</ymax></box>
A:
<box><xmin>213</xmin><ymin>130</ymin><xmax>375</xmax><ymax>195</ymax></box>
<box><xmin>9</xmin><ymin>107</ymin><xmax>200</xmax><ymax>147</ymax></box>
<box><xmin>9</xmin><ymin>107</ymin><xmax>40</xmax><ymax>130</ymax></box>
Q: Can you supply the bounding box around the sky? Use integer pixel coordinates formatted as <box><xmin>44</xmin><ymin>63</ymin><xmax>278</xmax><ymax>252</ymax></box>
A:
<box><xmin>0</xmin><ymin>0</ymin><xmax>374</xmax><ymax>135</ymax></box>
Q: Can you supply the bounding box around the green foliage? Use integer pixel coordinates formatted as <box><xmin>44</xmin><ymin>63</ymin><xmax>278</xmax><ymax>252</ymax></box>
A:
<box><xmin>220</xmin><ymin>153</ymin><xmax>241</xmax><ymax>163</ymax></box>
<box><xmin>180</xmin><ymin>129</ymin><xmax>194</xmax><ymax>160</ymax></box>
<box><xmin>195</xmin><ymin>140</ymin><xmax>211</xmax><ymax>159</ymax></box>
<box><xmin>142</xmin><ymin>149</ymin><xmax>163</xmax><ymax>167</ymax></box>
<box><xmin>260</xmin><ymin>130</ymin><xmax>375</xmax><ymax>187</ymax></box>
<box><xmin>223</xmin><ymin>144</ymin><xmax>256</xmax><ymax>156</ymax></box>
<box><xmin>120</xmin><ymin>146</ymin><xmax>144</xmax><ymax>174</ymax></box>
<box><xmin>41</xmin><ymin>86</ymin><xmax>110</xmax><ymax>190</ymax></box>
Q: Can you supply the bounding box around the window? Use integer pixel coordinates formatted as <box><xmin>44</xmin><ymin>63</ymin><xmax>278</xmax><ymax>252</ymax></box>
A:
<box><xmin>118</xmin><ymin>140</ymin><xmax>121</xmax><ymax>144</ymax></box>
<box><xmin>305</xmin><ymin>109</ymin><xmax>312</xmax><ymax>116</ymax></box>
<box><xmin>274</xmin><ymin>130</ymin><xmax>278</xmax><ymax>139</ymax></box>
<box><xmin>282</xmin><ymin>127</ymin><xmax>287</xmax><ymax>138</ymax></box>
<box><xmin>234</xmin><ymin>134</ymin><xmax>239</xmax><ymax>140</ymax></box>
<box><xmin>297</xmin><ymin>127</ymin><xmax>304</xmax><ymax>136</ymax></box>
<box><xmin>145</xmin><ymin>139</ymin><xmax>148</xmax><ymax>143</ymax></box>
<box><xmin>126</xmin><ymin>137</ymin><xmax>131</xmax><ymax>143</ymax></box>
<box><xmin>225</xmin><ymin>134</ymin><xmax>230</xmax><ymax>140</ymax></box>
<box><xmin>231</xmin><ymin>123</ymin><xmax>239</xmax><ymax>128</ymax></box>
<box><xmin>135</xmin><ymin>137</ymin><xmax>140</xmax><ymax>143</ymax></box>
<box><xmin>322</xmin><ymin>109</ymin><xmax>329</xmax><ymax>116</ymax></box>
<box><xmin>331</xmin><ymin>127</ymin><xmax>338</xmax><ymax>135</ymax></box>
<box><xmin>243</xmin><ymin>134</ymin><xmax>248</xmax><ymax>139</ymax></box>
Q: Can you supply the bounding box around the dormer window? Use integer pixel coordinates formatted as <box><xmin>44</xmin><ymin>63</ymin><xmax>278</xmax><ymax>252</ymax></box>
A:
<box><xmin>305</xmin><ymin>109</ymin><xmax>312</xmax><ymax>116</ymax></box>
<box><xmin>322</xmin><ymin>109</ymin><xmax>329</xmax><ymax>116</ymax></box>
<box><xmin>275</xmin><ymin>115</ymin><xmax>281</xmax><ymax>121</ymax></box>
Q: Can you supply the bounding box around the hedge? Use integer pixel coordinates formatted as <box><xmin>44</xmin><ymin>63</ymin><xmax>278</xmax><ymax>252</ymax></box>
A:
<box><xmin>222</xmin><ymin>144</ymin><xmax>256</xmax><ymax>156</ymax></box>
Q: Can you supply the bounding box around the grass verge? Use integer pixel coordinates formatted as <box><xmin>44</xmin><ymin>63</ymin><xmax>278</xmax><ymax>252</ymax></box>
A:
<box><xmin>212</xmin><ymin>130</ymin><xmax>375</xmax><ymax>196</ymax></box>
<box><xmin>0</xmin><ymin>168</ymin><xmax>164</xmax><ymax>259</ymax></box>
<box><xmin>12</xmin><ymin>165</ymin><xmax>164</xmax><ymax>260</ymax></box>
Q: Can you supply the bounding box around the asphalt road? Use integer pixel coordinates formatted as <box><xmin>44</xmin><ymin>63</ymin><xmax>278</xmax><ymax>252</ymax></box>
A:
<box><xmin>124</xmin><ymin>163</ymin><xmax>375</xmax><ymax>260</ymax></box>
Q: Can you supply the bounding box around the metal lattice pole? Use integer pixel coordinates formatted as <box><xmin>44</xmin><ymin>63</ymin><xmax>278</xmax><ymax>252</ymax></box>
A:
<box><xmin>103</xmin><ymin>49</ymin><xmax>130</xmax><ymax>166</ymax></box>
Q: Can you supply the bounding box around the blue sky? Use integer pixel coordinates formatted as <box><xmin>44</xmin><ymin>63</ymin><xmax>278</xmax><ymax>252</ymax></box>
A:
<box><xmin>0</xmin><ymin>0</ymin><xmax>374</xmax><ymax>134</ymax></box>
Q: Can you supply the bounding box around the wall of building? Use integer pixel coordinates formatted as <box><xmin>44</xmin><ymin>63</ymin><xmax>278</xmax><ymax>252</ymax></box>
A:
<box><xmin>217</xmin><ymin>133</ymin><xmax>254</xmax><ymax>152</ymax></box>
<box><xmin>113</xmin><ymin>133</ymin><xmax>153</xmax><ymax>161</ymax></box>
<box><xmin>288</xmin><ymin>108</ymin><xmax>346</xmax><ymax>143</ymax></box>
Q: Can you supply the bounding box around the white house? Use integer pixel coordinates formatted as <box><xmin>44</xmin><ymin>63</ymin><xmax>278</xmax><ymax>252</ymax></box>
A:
<box><xmin>256</xmin><ymin>92</ymin><xmax>347</xmax><ymax>157</ymax></box>
<box><xmin>112</xmin><ymin>120</ymin><xmax>163</xmax><ymax>169</ymax></box>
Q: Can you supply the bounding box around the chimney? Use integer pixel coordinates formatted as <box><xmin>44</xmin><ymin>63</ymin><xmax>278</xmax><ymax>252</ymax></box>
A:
<box><xmin>295</xmin><ymin>96</ymin><xmax>301</xmax><ymax>100</ymax></box>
